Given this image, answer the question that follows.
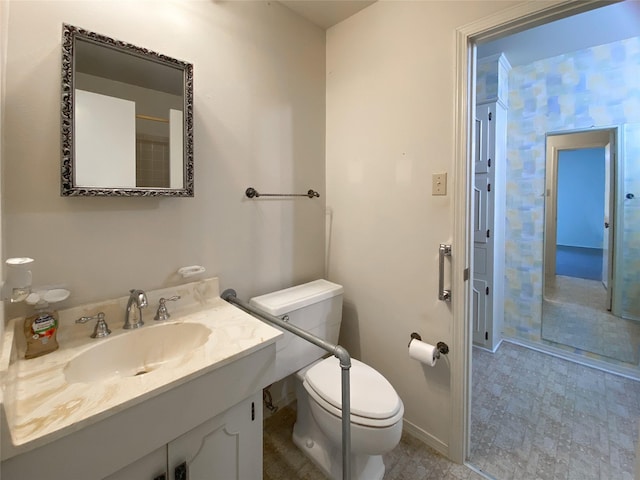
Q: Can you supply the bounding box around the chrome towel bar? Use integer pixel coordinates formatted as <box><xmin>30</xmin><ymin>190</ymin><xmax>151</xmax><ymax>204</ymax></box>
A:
<box><xmin>245</xmin><ymin>187</ymin><xmax>320</xmax><ymax>199</ymax></box>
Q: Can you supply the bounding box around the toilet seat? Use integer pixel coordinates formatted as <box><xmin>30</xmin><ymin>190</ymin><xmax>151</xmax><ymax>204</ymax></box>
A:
<box><xmin>303</xmin><ymin>357</ymin><xmax>404</xmax><ymax>428</ymax></box>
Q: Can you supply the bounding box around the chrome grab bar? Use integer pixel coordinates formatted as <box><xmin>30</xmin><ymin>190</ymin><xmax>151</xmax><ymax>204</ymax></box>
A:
<box><xmin>221</xmin><ymin>289</ymin><xmax>352</xmax><ymax>480</ymax></box>
<box><xmin>439</xmin><ymin>244</ymin><xmax>452</xmax><ymax>301</ymax></box>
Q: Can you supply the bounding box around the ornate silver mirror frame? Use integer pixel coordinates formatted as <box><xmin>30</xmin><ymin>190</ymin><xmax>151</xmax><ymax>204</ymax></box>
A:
<box><xmin>61</xmin><ymin>24</ymin><xmax>194</xmax><ymax>197</ymax></box>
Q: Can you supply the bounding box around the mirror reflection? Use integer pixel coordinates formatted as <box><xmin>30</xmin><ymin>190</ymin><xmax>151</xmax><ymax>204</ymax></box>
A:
<box><xmin>541</xmin><ymin>128</ymin><xmax>640</xmax><ymax>364</ymax></box>
<box><xmin>61</xmin><ymin>24</ymin><xmax>194</xmax><ymax>196</ymax></box>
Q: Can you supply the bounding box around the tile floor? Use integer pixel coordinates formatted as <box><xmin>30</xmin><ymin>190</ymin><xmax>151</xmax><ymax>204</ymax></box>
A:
<box><xmin>263</xmin><ymin>405</ymin><xmax>486</xmax><ymax>480</ymax></box>
<box><xmin>541</xmin><ymin>275</ymin><xmax>640</xmax><ymax>364</ymax></box>
<box><xmin>264</xmin><ymin>341</ymin><xmax>640</xmax><ymax>480</ymax></box>
<box><xmin>470</xmin><ymin>341</ymin><xmax>640</xmax><ymax>480</ymax></box>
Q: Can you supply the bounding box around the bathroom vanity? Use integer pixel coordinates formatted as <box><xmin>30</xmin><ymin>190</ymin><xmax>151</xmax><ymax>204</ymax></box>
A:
<box><xmin>0</xmin><ymin>278</ymin><xmax>282</xmax><ymax>480</ymax></box>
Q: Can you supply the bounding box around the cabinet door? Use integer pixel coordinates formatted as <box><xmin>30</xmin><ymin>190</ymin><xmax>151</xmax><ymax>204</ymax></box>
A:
<box><xmin>103</xmin><ymin>446</ymin><xmax>168</xmax><ymax>480</ymax></box>
<box><xmin>168</xmin><ymin>391</ymin><xmax>262</xmax><ymax>480</ymax></box>
<box><xmin>474</xmin><ymin>104</ymin><xmax>494</xmax><ymax>174</ymax></box>
<box><xmin>473</xmin><ymin>173</ymin><xmax>490</xmax><ymax>244</ymax></box>
<box><xmin>472</xmin><ymin>276</ymin><xmax>488</xmax><ymax>347</ymax></box>
<box><xmin>473</xmin><ymin>102</ymin><xmax>499</xmax><ymax>349</ymax></box>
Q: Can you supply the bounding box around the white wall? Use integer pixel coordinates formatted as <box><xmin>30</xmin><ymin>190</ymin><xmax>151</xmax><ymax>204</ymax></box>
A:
<box><xmin>0</xmin><ymin>0</ymin><xmax>8</xmax><ymax>343</ymax></box>
<box><xmin>1</xmin><ymin>0</ymin><xmax>8</xmax><ymax>468</ymax></box>
<box><xmin>75</xmin><ymin>90</ymin><xmax>136</xmax><ymax>187</ymax></box>
<box><xmin>3</xmin><ymin>1</ymin><xmax>326</xmax><ymax>312</ymax></box>
<box><xmin>326</xmin><ymin>0</ymin><xmax>519</xmax><ymax>453</ymax></box>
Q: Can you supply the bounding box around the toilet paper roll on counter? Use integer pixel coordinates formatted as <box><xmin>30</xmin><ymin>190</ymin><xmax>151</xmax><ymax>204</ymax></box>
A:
<box><xmin>408</xmin><ymin>338</ymin><xmax>439</xmax><ymax>367</ymax></box>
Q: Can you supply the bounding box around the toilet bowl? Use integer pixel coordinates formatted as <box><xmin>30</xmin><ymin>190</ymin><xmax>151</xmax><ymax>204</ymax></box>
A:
<box><xmin>293</xmin><ymin>357</ymin><xmax>404</xmax><ymax>480</ymax></box>
<box><xmin>250</xmin><ymin>280</ymin><xmax>404</xmax><ymax>480</ymax></box>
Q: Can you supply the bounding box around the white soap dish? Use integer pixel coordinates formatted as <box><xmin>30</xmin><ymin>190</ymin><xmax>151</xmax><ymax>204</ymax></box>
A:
<box><xmin>26</xmin><ymin>288</ymin><xmax>71</xmax><ymax>305</ymax></box>
<box><xmin>178</xmin><ymin>265</ymin><xmax>206</xmax><ymax>278</ymax></box>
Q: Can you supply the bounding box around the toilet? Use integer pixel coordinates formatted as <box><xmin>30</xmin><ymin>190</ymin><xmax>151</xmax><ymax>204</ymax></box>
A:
<box><xmin>250</xmin><ymin>279</ymin><xmax>404</xmax><ymax>480</ymax></box>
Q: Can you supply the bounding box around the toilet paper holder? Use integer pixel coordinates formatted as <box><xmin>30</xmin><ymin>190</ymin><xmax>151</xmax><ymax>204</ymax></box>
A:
<box><xmin>408</xmin><ymin>332</ymin><xmax>449</xmax><ymax>357</ymax></box>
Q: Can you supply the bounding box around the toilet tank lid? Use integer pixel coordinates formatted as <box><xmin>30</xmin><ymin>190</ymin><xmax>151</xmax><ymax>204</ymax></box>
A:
<box><xmin>249</xmin><ymin>279</ymin><xmax>343</xmax><ymax>316</ymax></box>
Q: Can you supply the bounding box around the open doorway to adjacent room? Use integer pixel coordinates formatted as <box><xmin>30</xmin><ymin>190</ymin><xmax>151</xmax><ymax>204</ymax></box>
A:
<box><xmin>465</xmin><ymin>2</ymin><xmax>640</xmax><ymax>478</ymax></box>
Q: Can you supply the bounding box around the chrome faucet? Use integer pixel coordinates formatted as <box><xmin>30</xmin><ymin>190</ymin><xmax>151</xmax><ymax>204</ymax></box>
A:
<box><xmin>154</xmin><ymin>295</ymin><xmax>181</xmax><ymax>321</ymax></box>
<box><xmin>76</xmin><ymin>312</ymin><xmax>111</xmax><ymax>338</ymax></box>
<box><xmin>124</xmin><ymin>289</ymin><xmax>148</xmax><ymax>329</ymax></box>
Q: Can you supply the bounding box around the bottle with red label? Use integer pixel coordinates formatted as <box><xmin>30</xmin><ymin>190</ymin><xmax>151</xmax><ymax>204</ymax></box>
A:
<box><xmin>24</xmin><ymin>300</ymin><xmax>59</xmax><ymax>359</ymax></box>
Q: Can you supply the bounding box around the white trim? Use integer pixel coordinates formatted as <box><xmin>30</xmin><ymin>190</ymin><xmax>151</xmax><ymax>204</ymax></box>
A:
<box><xmin>497</xmin><ymin>53</ymin><xmax>512</xmax><ymax>73</ymax></box>
<box><xmin>450</xmin><ymin>24</ymin><xmax>474</xmax><ymax>465</ymax></box>
<box><xmin>402</xmin><ymin>418</ymin><xmax>448</xmax><ymax>457</ymax></box>
<box><xmin>472</xmin><ymin>338</ymin><xmax>503</xmax><ymax>355</ymax></box>
<box><xmin>501</xmin><ymin>337</ymin><xmax>640</xmax><ymax>382</ymax></box>
<box><xmin>477</xmin><ymin>53</ymin><xmax>511</xmax><ymax>73</ymax></box>
<box><xmin>465</xmin><ymin>462</ymin><xmax>499</xmax><ymax>480</ymax></box>
<box><xmin>476</xmin><ymin>52</ymin><xmax>502</xmax><ymax>65</ymax></box>
<box><xmin>452</xmin><ymin>0</ymin><xmax>611</xmax><ymax>464</ymax></box>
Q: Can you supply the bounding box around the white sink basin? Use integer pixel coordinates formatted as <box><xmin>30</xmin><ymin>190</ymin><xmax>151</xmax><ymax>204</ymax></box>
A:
<box><xmin>64</xmin><ymin>322</ymin><xmax>211</xmax><ymax>383</ymax></box>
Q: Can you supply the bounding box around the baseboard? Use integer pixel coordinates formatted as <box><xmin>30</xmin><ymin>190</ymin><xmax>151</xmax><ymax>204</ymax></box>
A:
<box><xmin>502</xmin><ymin>336</ymin><xmax>640</xmax><ymax>381</ymax></box>
<box><xmin>402</xmin><ymin>418</ymin><xmax>448</xmax><ymax>457</ymax></box>
<box><xmin>473</xmin><ymin>338</ymin><xmax>503</xmax><ymax>354</ymax></box>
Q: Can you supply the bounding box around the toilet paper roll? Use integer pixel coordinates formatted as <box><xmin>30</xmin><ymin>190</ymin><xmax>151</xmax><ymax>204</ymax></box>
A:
<box><xmin>408</xmin><ymin>339</ymin><xmax>438</xmax><ymax>367</ymax></box>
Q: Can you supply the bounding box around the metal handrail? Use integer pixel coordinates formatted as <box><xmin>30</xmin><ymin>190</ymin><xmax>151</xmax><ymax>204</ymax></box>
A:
<box><xmin>221</xmin><ymin>289</ymin><xmax>351</xmax><ymax>480</ymax></box>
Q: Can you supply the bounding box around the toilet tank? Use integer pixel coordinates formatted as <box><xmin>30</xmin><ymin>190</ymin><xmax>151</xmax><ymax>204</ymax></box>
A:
<box><xmin>249</xmin><ymin>279</ymin><xmax>343</xmax><ymax>383</ymax></box>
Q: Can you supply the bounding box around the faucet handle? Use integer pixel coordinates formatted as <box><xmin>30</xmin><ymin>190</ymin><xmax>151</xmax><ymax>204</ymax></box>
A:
<box><xmin>76</xmin><ymin>312</ymin><xmax>111</xmax><ymax>338</ymax></box>
<box><xmin>154</xmin><ymin>296</ymin><xmax>181</xmax><ymax>321</ymax></box>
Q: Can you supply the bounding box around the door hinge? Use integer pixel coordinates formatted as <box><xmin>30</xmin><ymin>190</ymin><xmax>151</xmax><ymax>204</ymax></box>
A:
<box><xmin>487</xmin><ymin>183</ymin><xmax>491</xmax><ymax>192</ymax></box>
<box><xmin>251</xmin><ymin>401</ymin><xmax>255</xmax><ymax>421</ymax></box>
<box><xmin>488</xmin><ymin>158</ymin><xmax>491</xmax><ymax>168</ymax></box>
<box><xmin>486</xmin><ymin>229</ymin><xmax>491</xmax><ymax>238</ymax></box>
<box><xmin>488</xmin><ymin>112</ymin><xmax>492</xmax><ymax>121</ymax></box>
<box><xmin>486</xmin><ymin>286</ymin><xmax>489</xmax><ymax>295</ymax></box>
<box><xmin>464</xmin><ymin>268</ymin><xmax>470</xmax><ymax>281</ymax></box>
<box><xmin>485</xmin><ymin>331</ymin><xmax>489</xmax><ymax>341</ymax></box>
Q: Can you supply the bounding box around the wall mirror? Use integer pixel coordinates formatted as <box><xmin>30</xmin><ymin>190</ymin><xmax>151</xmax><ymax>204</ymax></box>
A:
<box><xmin>61</xmin><ymin>24</ymin><xmax>194</xmax><ymax>196</ymax></box>
<box><xmin>541</xmin><ymin>127</ymin><xmax>640</xmax><ymax>365</ymax></box>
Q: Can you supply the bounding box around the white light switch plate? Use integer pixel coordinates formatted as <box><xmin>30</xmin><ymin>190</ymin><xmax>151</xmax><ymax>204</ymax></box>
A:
<box><xmin>432</xmin><ymin>173</ymin><xmax>447</xmax><ymax>195</ymax></box>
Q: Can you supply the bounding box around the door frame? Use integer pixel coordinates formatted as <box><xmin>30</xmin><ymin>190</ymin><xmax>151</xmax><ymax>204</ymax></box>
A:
<box><xmin>543</xmin><ymin>128</ymin><xmax>618</xmax><ymax>311</ymax></box>
<box><xmin>451</xmin><ymin>0</ymin><xmax>613</xmax><ymax>463</ymax></box>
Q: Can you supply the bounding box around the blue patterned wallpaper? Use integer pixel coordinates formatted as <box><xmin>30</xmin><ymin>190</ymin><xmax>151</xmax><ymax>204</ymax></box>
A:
<box><xmin>622</xmin><ymin>123</ymin><xmax>640</xmax><ymax>318</ymax></box>
<box><xmin>499</xmin><ymin>36</ymin><xmax>640</xmax><ymax>341</ymax></box>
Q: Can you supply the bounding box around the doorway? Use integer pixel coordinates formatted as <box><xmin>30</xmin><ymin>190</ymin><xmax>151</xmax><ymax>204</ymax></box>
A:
<box><xmin>452</xmin><ymin>0</ymin><xmax>640</xmax><ymax>474</ymax></box>
<box><xmin>539</xmin><ymin>129</ymin><xmax>640</xmax><ymax>364</ymax></box>
<box><xmin>543</xmin><ymin>130</ymin><xmax>615</xmax><ymax>312</ymax></box>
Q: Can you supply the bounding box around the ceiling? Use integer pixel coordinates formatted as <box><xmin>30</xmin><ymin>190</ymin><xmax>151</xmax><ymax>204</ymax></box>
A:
<box><xmin>278</xmin><ymin>1</ymin><xmax>640</xmax><ymax>66</ymax></box>
<box><xmin>278</xmin><ymin>1</ymin><xmax>375</xmax><ymax>29</ymax></box>
<box><xmin>478</xmin><ymin>1</ymin><xmax>640</xmax><ymax>66</ymax></box>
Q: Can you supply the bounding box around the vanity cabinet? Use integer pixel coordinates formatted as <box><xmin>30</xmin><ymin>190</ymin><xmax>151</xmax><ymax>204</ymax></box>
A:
<box><xmin>169</xmin><ymin>390</ymin><xmax>262</xmax><ymax>480</ymax></box>
<box><xmin>0</xmin><ymin>280</ymin><xmax>281</xmax><ymax>480</ymax></box>
<box><xmin>105</xmin><ymin>447</ymin><xmax>167</xmax><ymax>480</ymax></box>
<box><xmin>1</xmin><ymin>343</ymin><xmax>275</xmax><ymax>480</ymax></box>
<box><xmin>106</xmin><ymin>391</ymin><xmax>263</xmax><ymax>480</ymax></box>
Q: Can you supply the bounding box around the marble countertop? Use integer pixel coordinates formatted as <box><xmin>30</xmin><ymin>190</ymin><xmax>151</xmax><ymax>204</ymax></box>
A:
<box><xmin>0</xmin><ymin>278</ymin><xmax>282</xmax><ymax>458</ymax></box>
